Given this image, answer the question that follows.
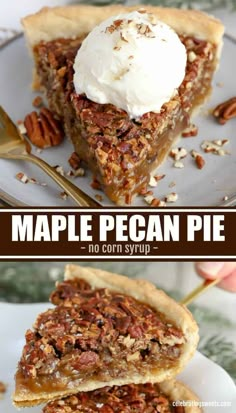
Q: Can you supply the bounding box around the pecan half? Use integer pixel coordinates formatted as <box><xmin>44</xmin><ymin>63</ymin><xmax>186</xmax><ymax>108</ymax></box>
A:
<box><xmin>24</xmin><ymin>108</ymin><xmax>64</xmax><ymax>148</ymax></box>
<box><xmin>213</xmin><ymin>97</ymin><xmax>236</xmax><ymax>124</ymax></box>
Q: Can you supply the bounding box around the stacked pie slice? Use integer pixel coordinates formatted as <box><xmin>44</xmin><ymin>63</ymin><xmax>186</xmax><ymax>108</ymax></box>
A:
<box><xmin>13</xmin><ymin>265</ymin><xmax>201</xmax><ymax>412</ymax></box>
<box><xmin>22</xmin><ymin>5</ymin><xmax>224</xmax><ymax>205</ymax></box>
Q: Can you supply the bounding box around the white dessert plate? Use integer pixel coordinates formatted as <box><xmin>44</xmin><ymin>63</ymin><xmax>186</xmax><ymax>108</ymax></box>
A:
<box><xmin>0</xmin><ymin>302</ymin><xmax>235</xmax><ymax>413</ymax></box>
<box><xmin>0</xmin><ymin>32</ymin><xmax>236</xmax><ymax>206</ymax></box>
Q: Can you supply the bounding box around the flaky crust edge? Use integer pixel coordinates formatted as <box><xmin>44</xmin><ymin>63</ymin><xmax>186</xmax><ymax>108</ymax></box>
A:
<box><xmin>13</xmin><ymin>265</ymin><xmax>199</xmax><ymax>407</ymax></box>
<box><xmin>22</xmin><ymin>4</ymin><xmax>224</xmax><ymax>47</ymax></box>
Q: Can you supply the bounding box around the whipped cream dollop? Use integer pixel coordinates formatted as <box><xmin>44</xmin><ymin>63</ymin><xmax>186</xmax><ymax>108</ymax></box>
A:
<box><xmin>73</xmin><ymin>11</ymin><xmax>187</xmax><ymax>119</ymax></box>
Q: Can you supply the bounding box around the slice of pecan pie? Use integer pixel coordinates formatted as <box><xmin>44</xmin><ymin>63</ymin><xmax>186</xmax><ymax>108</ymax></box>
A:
<box><xmin>43</xmin><ymin>381</ymin><xmax>201</xmax><ymax>413</ymax></box>
<box><xmin>13</xmin><ymin>265</ymin><xmax>198</xmax><ymax>407</ymax></box>
<box><xmin>22</xmin><ymin>5</ymin><xmax>224</xmax><ymax>205</ymax></box>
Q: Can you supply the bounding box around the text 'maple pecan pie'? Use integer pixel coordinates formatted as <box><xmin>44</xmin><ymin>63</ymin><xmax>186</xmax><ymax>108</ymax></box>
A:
<box><xmin>22</xmin><ymin>5</ymin><xmax>224</xmax><ymax>205</ymax></box>
<box><xmin>43</xmin><ymin>381</ymin><xmax>201</xmax><ymax>413</ymax></box>
<box><xmin>13</xmin><ymin>265</ymin><xmax>198</xmax><ymax>407</ymax></box>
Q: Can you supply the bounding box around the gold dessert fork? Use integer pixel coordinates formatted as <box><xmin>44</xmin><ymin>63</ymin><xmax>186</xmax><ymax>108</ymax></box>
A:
<box><xmin>0</xmin><ymin>106</ymin><xmax>100</xmax><ymax>207</ymax></box>
<box><xmin>180</xmin><ymin>278</ymin><xmax>221</xmax><ymax>306</ymax></box>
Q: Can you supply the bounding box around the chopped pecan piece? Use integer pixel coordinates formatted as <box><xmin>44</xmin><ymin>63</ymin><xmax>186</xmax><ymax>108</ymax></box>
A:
<box><xmin>32</xmin><ymin>96</ymin><xmax>43</xmax><ymax>108</ymax></box>
<box><xmin>68</xmin><ymin>152</ymin><xmax>81</xmax><ymax>170</ymax></box>
<box><xmin>165</xmin><ymin>193</ymin><xmax>178</xmax><ymax>203</ymax></box>
<box><xmin>15</xmin><ymin>172</ymin><xmax>29</xmax><ymax>184</ymax></box>
<box><xmin>195</xmin><ymin>154</ymin><xmax>205</xmax><ymax>169</ymax></box>
<box><xmin>213</xmin><ymin>97</ymin><xmax>236</xmax><ymax>124</ymax></box>
<box><xmin>0</xmin><ymin>381</ymin><xmax>7</xmax><ymax>394</ymax></box>
<box><xmin>24</xmin><ymin>108</ymin><xmax>64</xmax><ymax>148</ymax></box>
<box><xmin>182</xmin><ymin>123</ymin><xmax>198</xmax><ymax>137</ymax></box>
<box><xmin>91</xmin><ymin>177</ymin><xmax>102</xmax><ymax>190</ymax></box>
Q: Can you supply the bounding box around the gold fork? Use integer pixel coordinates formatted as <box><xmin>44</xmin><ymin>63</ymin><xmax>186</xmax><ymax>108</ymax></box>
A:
<box><xmin>0</xmin><ymin>106</ymin><xmax>100</xmax><ymax>207</ymax></box>
<box><xmin>180</xmin><ymin>278</ymin><xmax>221</xmax><ymax>306</ymax></box>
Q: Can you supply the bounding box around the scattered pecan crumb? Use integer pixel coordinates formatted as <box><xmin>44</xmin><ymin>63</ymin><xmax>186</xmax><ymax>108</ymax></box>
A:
<box><xmin>16</xmin><ymin>172</ymin><xmax>28</xmax><ymax>184</ymax></box>
<box><xmin>158</xmin><ymin>200</ymin><xmax>167</xmax><ymax>207</ymax></box>
<box><xmin>95</xmin><ymin>194</ymin><xmax>103</xmax><ymax>202</ymax></box>
<box><xmin>182</xmin><ymin>124</ymin><xmax>198</xmax><ymax>137</ymax></box>
<box><xmin>91</xmin><ymin>177</ymin><xmax>102</xmax><ymax>190</ymax></box>
<box><xmin>15</xmin><ymin>172</ymin><xmax>47</xmax><ymax>187</ymax></box>
<box><xmin>174</xmin><ymin>160</ymin><xmax>184</xmax><ymax>168</ymax></box>
<box><xmin>144</xmin><ymin>194</ymin><xmax>154</xmax><ymax>205</ymax></box>
<box><xmin>74</xmin><ymin>168</ymin><xmax>85</xmax><ymax>177</ymax></box>
<box><xmin>213</xmin><ymin>97</ymin><xmax>236</xmax><ymax>124</ymax></box>
<box><xmin>154</xmin><ymin>174</ymin><xmax>165</xmax><ymax>182</ymax></box>
<box><xmin>67</xmin><ymin>170</ymin><xmax>75</xmax><ymax>177</ymax></box>
<box><xmin>144</xmin><ymin>194</ymin><xmax>166</xmax><ymax>207</ymax></box>
<box><xmin>0</xmin><ymin>381</ymin><xmax>7</xmax><ymax>394</ymax></box>
<box><xmin>60</xmin><ymin>191</ymin><xmax>68</xmax><ymax>200</ymax></box>
<box><xmin>165</xmin><ymin>193</ymin><xmax>178</xmax><ymax>203</ymax></box>
<box><xmin>68</xmin><ymin>152</ymin><xmax>81</xmax><ymax>170</ymax></box>
<box><xmin>170</xmin><ymin>147</ymin><xmax>187</xmax><ymax>161</ymax></box>
<box><xmin>195</xmin><ymin>154</ymin><xmax>205</xmax><ymax>169</ymax></box>
<box><xmin>24</xmin><ymin>108</ymin><xmax>64</xmax><ymax>149</ymax></box>
<box><xmin>32</xmin><ymin>96</ymin><xmax>43</xmax><ymax>108</ymax></box>
<box><xmin>213</xmin><ymin>139</ymin><xmax>229</xmax><ymax>147</ymax></box>
<box><xmin>191</xmin><ymin>150</ymin><xmax>200</xmax><ymax>159</ymax></box>
<box><xmin>149</xmin><ymin>175</ymin><xmax>158</xmax><ymax>187</ymax></box>
<box><xmin>150</xmin><ymin>198</ymin><xmax>161</xmax><ymax>206</ymax></box>
<box><xmin>54</xmin><ymin>165</ymin><xmax>65</xmax><ymax>176</ymax></box>
<box><xmin>201</xmin><ymin>140</ymin><xmax>230</xmax><ymax>155</ymax></box>
<box><xmin>28</xmin><ymin>178</ymin><xmax>47</xmax><ymax>187</ymax></box>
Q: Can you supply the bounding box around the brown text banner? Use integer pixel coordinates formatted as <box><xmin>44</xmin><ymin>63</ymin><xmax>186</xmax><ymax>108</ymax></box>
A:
<box><xmin>0</xmin><ymin>208</ymin><xmax>235</xmax><ymax>259</ymax></box>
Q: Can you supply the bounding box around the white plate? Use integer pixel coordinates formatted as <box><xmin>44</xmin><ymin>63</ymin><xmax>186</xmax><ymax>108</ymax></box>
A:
<box><xmin>0</xmin><ymin>34</ymin><xmax>236</xmax><ymax>206</ymax></box>
<box><xmin>0</xmin><ymin>302</ymin><xmax>235</xmax><ymax>413</ymax></box>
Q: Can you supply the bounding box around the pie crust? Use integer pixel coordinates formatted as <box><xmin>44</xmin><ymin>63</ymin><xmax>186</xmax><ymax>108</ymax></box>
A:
<box><xmin>22</xmin><ymin>4</ymin><xmax>224</xmax><ymax>50</ymax></box>
<box><xmin>13</xmin><ymin>265</ymin><xmax>199</xmax><ymax>407</ymax></box>
<box><xmin>43</xmin><ymin>380</ymin><xmax>202</xmax><ymax>413</ymax></box>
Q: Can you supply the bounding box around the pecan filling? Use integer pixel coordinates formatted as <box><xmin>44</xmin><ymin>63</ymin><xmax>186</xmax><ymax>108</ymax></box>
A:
<box><xmin>33</xmin><ymin>33</ymin><xmax>217</xmax><ymax>204</ymax></box>
<box><xmin>17</xmin><ymin>279</ymin><xmax>185</xmax><ymax>393</ymax></box>
<box><xmin>43</xmin><ymin>383</ymin><xmax>184</xmax><ymax>413</ymax></box>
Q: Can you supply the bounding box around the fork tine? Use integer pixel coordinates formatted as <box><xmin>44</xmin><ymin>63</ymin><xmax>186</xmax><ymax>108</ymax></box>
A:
<box><xmin>0</xmin><ymin>106</ymin><xmax>23</xmax><ymax>140</ymax></box>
